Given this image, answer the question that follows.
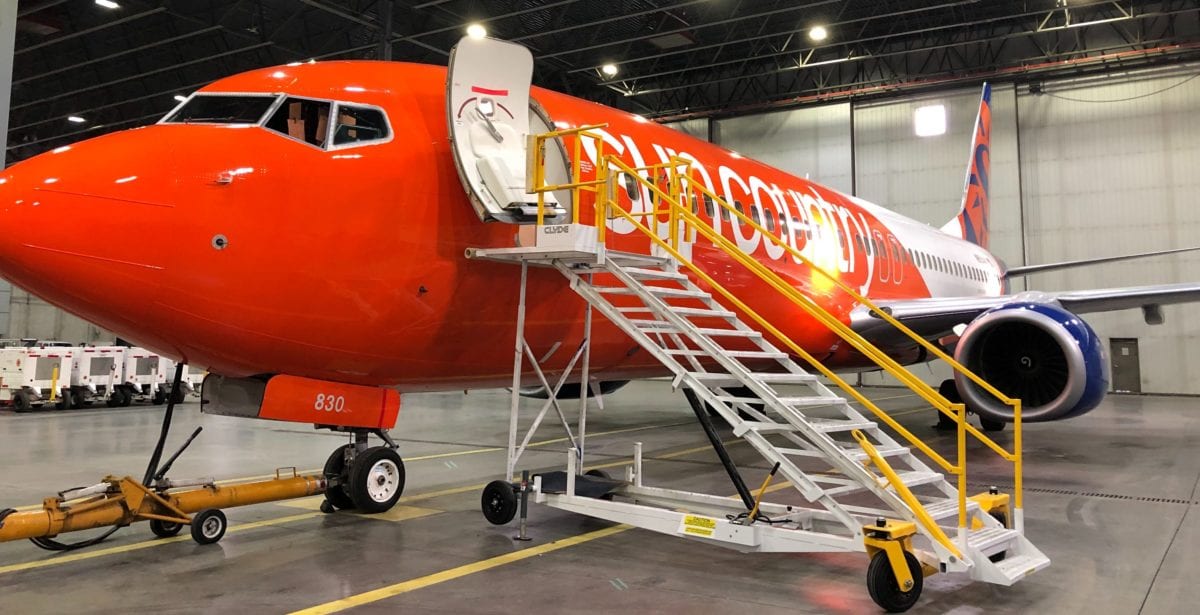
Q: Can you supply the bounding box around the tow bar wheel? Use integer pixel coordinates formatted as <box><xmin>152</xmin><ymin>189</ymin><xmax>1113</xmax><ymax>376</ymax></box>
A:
<box><xmin>348</xmin><ymin>447</ymin><xmax>406</xmax><ymax>514</ymax></box>
<box><xmin>481</xmin><ymin>480</ymin><xmax>517</xmax><ymax>525</ymax></box>
<box><xmin>866</xmin><ymin>549</ymin><xmax>924</xmax><ymax>613</ymax></box>
<box><xmin>149</xmin><ymin>519</ymin><xmax>183</xmax><ymax>538</ymax></box>
<box><xmin>190</xmin><ymin>509</ymin><xmax>228</xmax><ymax>545</ymax></box>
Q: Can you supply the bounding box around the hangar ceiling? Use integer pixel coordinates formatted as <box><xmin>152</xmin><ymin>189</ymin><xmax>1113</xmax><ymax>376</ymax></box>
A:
<box><xmin>8</xmin><ymin>0</ymin><xmax>1200</xmax><ymax>163</ymax></box>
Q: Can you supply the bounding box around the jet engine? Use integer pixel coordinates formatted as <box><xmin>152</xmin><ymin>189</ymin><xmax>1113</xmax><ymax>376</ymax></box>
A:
<box><xmin>953</xmin><ymin>302</ymin><xmax>1108</xmax><ymax>422</ymax></box>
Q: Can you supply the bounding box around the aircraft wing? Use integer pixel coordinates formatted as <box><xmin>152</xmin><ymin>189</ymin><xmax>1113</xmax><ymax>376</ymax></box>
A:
<box><xmin>849</xmin><ymin>282</ymin><xmax>1200</xmax><ymax>348</ymax></box>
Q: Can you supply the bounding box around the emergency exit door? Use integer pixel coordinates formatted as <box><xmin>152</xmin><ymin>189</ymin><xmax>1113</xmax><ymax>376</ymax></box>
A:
<box><xmin>1109</xmin><ymin>338</ymin><xmax>1141</xmax><ymax>393</ymax></box>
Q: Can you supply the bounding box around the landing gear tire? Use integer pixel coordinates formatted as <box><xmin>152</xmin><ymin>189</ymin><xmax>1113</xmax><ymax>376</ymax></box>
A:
<box><xmin>979</xmin><ymin>416</ymin><xmax>1007</xmax><ymax>432</ymax></box>
<box><xmin>149</xmin><ymin>519</ymin><xmax>183</xmax><ymax>538</ymax></box>
<box><xmin>12</xmin><ymin>390</ymin><xmax>32</xmax><ymax>413</ymax></box>
<box><xmin>935</xmin><ymin>380</ymin><xmax>958</xmax><ymax>430</ymax></box>
<box><xmin>481</xmin><ymin>480</ymin><xmax>518</xmax><ymax>525</ymax></box>
<box><xmin>347</xmin><ymin>446</ymin><xmax>405</xmax><ymax>514</ymax></box>
<box><xmin>190</xmin><ymin>509</ymin><xmax>227</xmax><ymax>545</ymax></box>
<box><xmin>866</xmin><ymin>549</ymin><xmax>923</xmax><ymax>613</ymax></box>
<box><xmin>322</xmin><ymin>444</ymin><xmax>356</xmax><ymax>511</ymax></box>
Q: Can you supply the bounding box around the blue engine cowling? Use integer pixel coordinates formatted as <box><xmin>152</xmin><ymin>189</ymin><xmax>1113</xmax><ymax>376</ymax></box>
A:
<box><xmin>953</xmin><ymin>302</ymin><xmax>1109</xmax><ymax>422</ymax></box>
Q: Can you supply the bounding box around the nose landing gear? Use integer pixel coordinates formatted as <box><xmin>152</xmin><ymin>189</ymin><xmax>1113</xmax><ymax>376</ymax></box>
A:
<box><xmin>320</xmin><ymin>429</ymin><xmax>406</xmax><ymax>515</ymax></box>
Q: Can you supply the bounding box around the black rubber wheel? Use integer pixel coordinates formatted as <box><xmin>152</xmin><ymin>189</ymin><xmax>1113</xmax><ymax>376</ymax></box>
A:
<box><xmin>988</xmin><ymin>511</ymin><xmax>1009</xmax><ymax>562</ymax></box>
<box><xmin>12</xmin><ymin>390</ymin><xmax>32</xmax><ymax>413</ymax></box>
<box><xmin>866</xmin><ymin>549</ymin><xmax>924</xmax><ymax>613</ymax></box>
<box><xmin>190</xmin><ymin>509</ymin><xmax>227</xmax><ymax>545</ymax></box>
<box><xmin>481</xmin><ymin>480</ymin><xmax>518</xmax><ymax>525</ymax></box>
<box><xmin>347</xmin><ymin>447</ymin><xmax>405</xmax><ymax>514</ymax></box>
<box><xmin>979</xmin><ymin>415</ymin><xmax>1007</xmax><ymax>432</ymax></box>
<box><xmin>151</xmin><ymin>389</ymin><xmax>166</xmax><ymax>405</ymax></box>
<box><xmin>170</xmin><ymin>389</ymin><xmax>187</xmax><ymax>404</ymax></box>
<box><xmin>106</xmin><ymin>392</ymin><xmax>122</xmax><ymax>407</ymax></box>
<box><xmin>585</xmin><ymin>469</ymin><xmax>614</xmax><ymax>501</ymax></box>
<box><xmin>71</xmin><ymin>390</ymin><xmax>86</xmax><ymax>407</ymax></box>
<box><xmin>322</xmin><ymin>444</ymin><xmax>356</xmax><ymax>511</ymax></box>
<box><xmin>934</xmin><ymin>379</ymin><xmax>959</xmax><ymax>430</ymax></box>
<box><xmin>319</xmin><ymin>500</ymin><xmax>336</xmax><ymax>514</ymax></box>
<box><xmin>56</xmin><ymin>389</ymin><xmax>72</xmax><ymax>410</ymax></box>
<box><xmin>149</xmin><ymin>519</ymin><xmax>183</xmax><ymax>538</ymax></box>
<box><xmin>119</xmin><ymin>387</ymin><xmax>133</xmax><ymax>407</ymax></box>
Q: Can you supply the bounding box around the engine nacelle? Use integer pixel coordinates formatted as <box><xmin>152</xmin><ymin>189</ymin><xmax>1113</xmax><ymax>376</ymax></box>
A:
<box><xmin>953</xmin><ymin>302</ymin><xmax>1108</xmax><ymax>422</ymax></box>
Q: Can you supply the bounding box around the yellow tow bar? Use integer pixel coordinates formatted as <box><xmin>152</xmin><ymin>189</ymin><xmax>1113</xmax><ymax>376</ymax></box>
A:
<box><xmin>0</xmin><ymin>471</ymin><xmax>326</xmax><ymax>546</ymax></box>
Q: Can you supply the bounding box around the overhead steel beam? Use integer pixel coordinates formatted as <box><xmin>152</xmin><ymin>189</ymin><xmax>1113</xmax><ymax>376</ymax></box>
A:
<box><xmin>16</xmin><ymin>7</ymin><xmax>167</xmax><ymax>55</ymax></box>
<box><xmin>0</xmin><ymin>0</ymin><xmax>16</xmax><ymax>165</ymax></box>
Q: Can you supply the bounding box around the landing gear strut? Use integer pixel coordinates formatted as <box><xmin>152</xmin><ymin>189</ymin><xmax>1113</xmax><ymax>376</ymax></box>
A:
<box><xmin>321</xmin><ymin>429</ymin><xmax>405</xmax><ymax>514</ymax></box>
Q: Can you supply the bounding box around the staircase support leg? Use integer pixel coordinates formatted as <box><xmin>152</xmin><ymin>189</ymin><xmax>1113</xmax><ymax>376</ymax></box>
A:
<box><xmin>506</xmin><ymin>262</ymin><xmax>530</xmax><ymax>479</ymax></box>
<box><xmin>682</xmin><ymin>387</ymin><xmax>756</xmax><ymax>510</ymax></box>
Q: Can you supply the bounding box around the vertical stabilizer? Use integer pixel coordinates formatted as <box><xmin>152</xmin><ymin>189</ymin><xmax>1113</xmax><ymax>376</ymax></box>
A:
<box><xmin>941</xmin><ymin>82</ymin><xmax>991</xmax><ymax>249</ymax></box>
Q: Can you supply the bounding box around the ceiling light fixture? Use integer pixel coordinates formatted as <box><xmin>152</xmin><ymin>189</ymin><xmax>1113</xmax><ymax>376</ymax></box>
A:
<box><xmin>601</xmin><ymin>63</ymin><xmax>619</xmax><ymax>77</ymax></box>
<box><xmin>173</xmin><ymin>95</ymin><xmax>187</xmax><ymax>102</ymax></box>
<box><xmin>809</xmin><ymin>25</ymin><xmax>828</xmax><ymax>41</ymax></box>
<box><xmin>67</xmin><ymin>116</ymin><xmax>86</xmax><ymax>124</ymax></box>
<box><xmin>466</xmin><ymin>23</ymin><xmax>487</xmax><ymax>39</ymax></box>
<box><xmin>95</xmin><ymin>0</ymin><xmax>120</xmax><ymax>9</ymax></box>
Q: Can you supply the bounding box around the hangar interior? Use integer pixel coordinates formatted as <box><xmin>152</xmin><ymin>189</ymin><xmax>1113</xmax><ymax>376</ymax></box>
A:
<box><xmin>1</xmin><ymin>1</ymin><xmax>1199</xmax><ymax>614</ymax></box>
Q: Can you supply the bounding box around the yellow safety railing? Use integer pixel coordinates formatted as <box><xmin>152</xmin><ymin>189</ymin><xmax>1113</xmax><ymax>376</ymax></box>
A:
<box><xmin>526</xmin><ymin>128</ymin><xmax>1023</xmax><ymax>551</ymax></box>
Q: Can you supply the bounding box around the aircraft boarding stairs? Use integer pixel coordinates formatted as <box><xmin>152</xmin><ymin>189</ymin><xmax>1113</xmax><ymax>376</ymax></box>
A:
<box><xmin>447</xmin><ymin>33</ymin><xmax>1047</xmax><ymax>610</ymax></box>
<box><xmin>553</xmin><ymin>250</ymin><xmax>1047</xmax><ymax>585</ymax></box>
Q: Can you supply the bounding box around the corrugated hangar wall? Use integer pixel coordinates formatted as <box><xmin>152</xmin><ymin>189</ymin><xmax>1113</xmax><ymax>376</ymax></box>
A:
<box><xmin>3</xmin><ymin>66</ymin><xmax>1198</xmax><ymax>393</ymax></box>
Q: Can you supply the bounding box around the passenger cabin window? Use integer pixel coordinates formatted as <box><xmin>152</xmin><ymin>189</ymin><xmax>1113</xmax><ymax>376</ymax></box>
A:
<box><xmin>765</xmin><ymin>209</ymin><xmax>776</xmax><ymax>232</ymax></box>
<box><xmin>750</xmin><ymin>205</ymin><xmax>762</xmax><ymax>226</ymax></box>
<box><xmin>702</xmin><ymin>195</ymin><xmax>715</xmax><ymax>217</ymax></box>
<box><xmin>164</xmin><ymin>94</ymin><xmax>276</xmax><ymax>124</ymax></box>
<box><xmin>265</xmin><ymin>97</ymin><xmax>332</xmax><ymax>147</ymax></box>
<box><xmin>332</xmin><ymin>104</ymin><xmax>389</xmax><ymax>146</ymax></box>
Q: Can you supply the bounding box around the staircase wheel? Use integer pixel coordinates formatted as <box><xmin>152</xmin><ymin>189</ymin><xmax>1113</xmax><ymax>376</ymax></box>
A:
<box><xmin>988</xmin><ymin>511</ymin><xmax>1009</xmax><ymax>562</ymax></box>
<box><xmin>481</xmin><ymin>480</ymin><xmax>517</xmax><ymax>525</ymax></box>
<box><xmin>866</xmin><ymin>549</ymin><xmax>923</xmax><ymax>613</ymax></box>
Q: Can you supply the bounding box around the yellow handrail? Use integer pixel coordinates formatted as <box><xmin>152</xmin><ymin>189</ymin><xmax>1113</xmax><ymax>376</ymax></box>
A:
<box><xmin>523</xmin><ymin>129</ymin><xmax>1024</xmax><ymax>539</ymax></box>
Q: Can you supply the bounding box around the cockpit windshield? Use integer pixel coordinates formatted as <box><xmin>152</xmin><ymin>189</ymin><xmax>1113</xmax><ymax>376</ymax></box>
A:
<box><xmin>163</xmin><ymin>94</ymin><xmax>279</xmax><ymax>124</ymax></box>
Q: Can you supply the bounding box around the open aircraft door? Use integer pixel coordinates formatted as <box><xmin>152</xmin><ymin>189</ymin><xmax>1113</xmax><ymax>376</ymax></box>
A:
<box><xmin>447</xmin><ymin>36</ymin><xmax>570</xmax><ymax>224</ymax></box>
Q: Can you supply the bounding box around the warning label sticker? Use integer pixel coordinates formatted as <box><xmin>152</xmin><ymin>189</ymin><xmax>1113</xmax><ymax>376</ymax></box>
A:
<box><xmin>679</xmin><ymin>514</ymin><xmax>718</xmax><ymax>538</ymax></box>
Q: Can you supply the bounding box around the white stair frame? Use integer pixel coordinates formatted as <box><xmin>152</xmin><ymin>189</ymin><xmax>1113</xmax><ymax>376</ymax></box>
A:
<box><xmin>468</xmin><ymin>242</ymin><xmax>1049</xmax><ymax>585</ymax></box>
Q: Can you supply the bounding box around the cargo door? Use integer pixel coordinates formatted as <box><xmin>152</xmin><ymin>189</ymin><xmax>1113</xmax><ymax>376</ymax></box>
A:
<box><xmin>447</xmin><ymin>36</ymin><xmax>564</xmax><ymax>224</ymax></box>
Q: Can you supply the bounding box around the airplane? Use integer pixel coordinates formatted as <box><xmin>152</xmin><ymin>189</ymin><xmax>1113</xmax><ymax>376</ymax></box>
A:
<box><xmin>0</xmin><ymin>36</ymin><xmax>1197</xmax><ymax>515</ymax></box>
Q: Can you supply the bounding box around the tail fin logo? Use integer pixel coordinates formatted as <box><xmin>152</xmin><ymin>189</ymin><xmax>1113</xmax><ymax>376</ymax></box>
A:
<box><xmin>958</xmin><ymin>83</ymin><xmax>991</xmax><ymax>250</ymax></box>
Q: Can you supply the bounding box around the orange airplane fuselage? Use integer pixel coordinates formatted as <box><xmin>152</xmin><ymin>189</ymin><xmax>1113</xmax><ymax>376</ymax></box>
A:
<box><xmin>0</xmin><ymin>61</ymin><xmax>1003</xmax><ymax>391</ymax></box>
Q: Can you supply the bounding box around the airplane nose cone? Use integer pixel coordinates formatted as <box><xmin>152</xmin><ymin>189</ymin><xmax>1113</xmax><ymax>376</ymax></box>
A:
<box><xmin>0</xmin><ymin>128</ymin><xmax>178</xmax><ymax>338</ymax></box>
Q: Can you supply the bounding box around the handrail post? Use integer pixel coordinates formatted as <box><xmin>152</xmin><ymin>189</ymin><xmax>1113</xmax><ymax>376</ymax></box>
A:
<box><xmin>1014</xmin><ymin>398</ymin><xmax>1023</xmax><ymax>533</ymax></box>
<box><xmin>534</xmin><ymin>134</ymin><xmax>546</xmax><ymax>227</ymax></box>
<box><xmin>956</xmin><ymin>402</ymin><xmax>967</xmax><ymax>536</ymax></box>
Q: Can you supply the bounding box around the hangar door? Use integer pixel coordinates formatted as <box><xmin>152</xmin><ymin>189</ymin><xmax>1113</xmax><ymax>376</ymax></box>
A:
<box><xmin>1109</xmin><ymin>338</ymin><xmax>1141</xmax><ymax>394</ymax></box>
<box><xmin>447</xmin><ymin>36</ymin><xmax>569</xmax><ymax>224</ymax></box>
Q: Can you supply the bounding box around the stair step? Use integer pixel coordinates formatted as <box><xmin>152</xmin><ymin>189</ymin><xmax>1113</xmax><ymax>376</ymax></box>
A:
<box><xmin>598</xmin><ymin>286</ymin><xmax>707</xmax><ymax>299</ymax></box>
<box><xmin>967</xmin><ymin>526</ymin><xmax>1019</xmax><ymax>553</ymax></box>
<box><xmin>605</xmin><ymin>252</ymin><xmax>673</xmax><ymax>267</ymax></box>
<box><xmin>695</xmin><ymin>327</ymin><xmax>762</xmax><ymax>338</ymax></box>
<box><xmin>624</xmin><ymin>267</ymin><xmax>688</xmax><ymax>281</ymax></box>
<box><xmin>993</xmin><ymin>553</ymin><xmax>1051</xmax><ymax>583</ymax></box>
<box><xmin>666</xmin><ymin>349</ymin><xmax>786</xmax><ymax>360</ymax></box>
<box><xmin>922</xmin><ymin>498</ymin><xmax>982</xmax><ymax>521</ymax></box>
<box><xmin>618</xmin><ymin>306</ymin><xmax>736</xmax><ymax>319</ymax></box>
<box><xmin>822</xmin><ymin>471</ymin><xmax>942</xmax><ymax>496</ymax></box>
<box><xmin>809</xmin><ymin>418</ymin><xmax>876</xmax><ymax>433</ymax></box>
<box><xmin>776</xmin><ymin>445</ymin><xmax>906</xmax><ymax>461</ymax></box>
<box><xmin>735</xmin><ymin>421</ymin><xmax>798</xmax><ymax>435</ymax></box>
<box><xmin>688</xmin><ymin>372</ymin><xmax>817</xmax><ymax>387</ymax></box>
<box><xmin>714</xmin><ymin>395</ymin><xmax>842</xmax><ymax>407</ymax></box>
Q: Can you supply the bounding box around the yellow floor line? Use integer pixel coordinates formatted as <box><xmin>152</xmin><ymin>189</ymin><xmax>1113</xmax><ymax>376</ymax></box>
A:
<box><xmin>288</xmin><ymin>525</ymin><xmax>632</xmax><ymax>615</ymax></box>
<box><xmin>0</xmin><ymin>512</ymin><xmax>321</xmax><ymax>575</ymax></box>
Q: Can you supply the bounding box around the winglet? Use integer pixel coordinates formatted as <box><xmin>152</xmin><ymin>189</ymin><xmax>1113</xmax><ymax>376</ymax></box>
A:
<box><xmin>941</xmin><ymin>82</ymin><xmax>992</xmax><ymax>250</ymax></box>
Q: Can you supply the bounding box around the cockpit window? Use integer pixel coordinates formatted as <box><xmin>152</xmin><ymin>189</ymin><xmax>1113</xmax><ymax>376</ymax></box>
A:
<box><xmin>164</xmin><ymin>94</ymin><xmax>277</xmax><ymax>124</ymax></box>
<box><xmin>332</xmin><ymin>104</ymin><xmax>390</xmax><ymax>146</ymax></box>
<box><xmin>264</xmin><ymin>97</ymin><xmax>331</xmax><ymax>147</ymax></box>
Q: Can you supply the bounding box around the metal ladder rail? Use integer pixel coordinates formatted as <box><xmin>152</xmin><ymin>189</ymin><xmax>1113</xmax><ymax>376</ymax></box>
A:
<box><xmin>596</xmin><ymin>259</ymin><xmax>982</xmax><ymax>556</ymax></box>
<box><xmin>612</xmin><ymin>261</ymin><xmax>964</xmax><ymax>504</ymax></box>
<box><xmin>564</xmin><ymin>262</ymin><xmax>926</xmax><ymax>538</ymax></box>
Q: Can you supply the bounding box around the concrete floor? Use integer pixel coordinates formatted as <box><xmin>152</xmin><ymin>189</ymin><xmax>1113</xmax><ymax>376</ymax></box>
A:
<box><xmin>0</xmin><ymin>382</ymin><xmax>1196</xmax><ymax>614</ymax></box>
